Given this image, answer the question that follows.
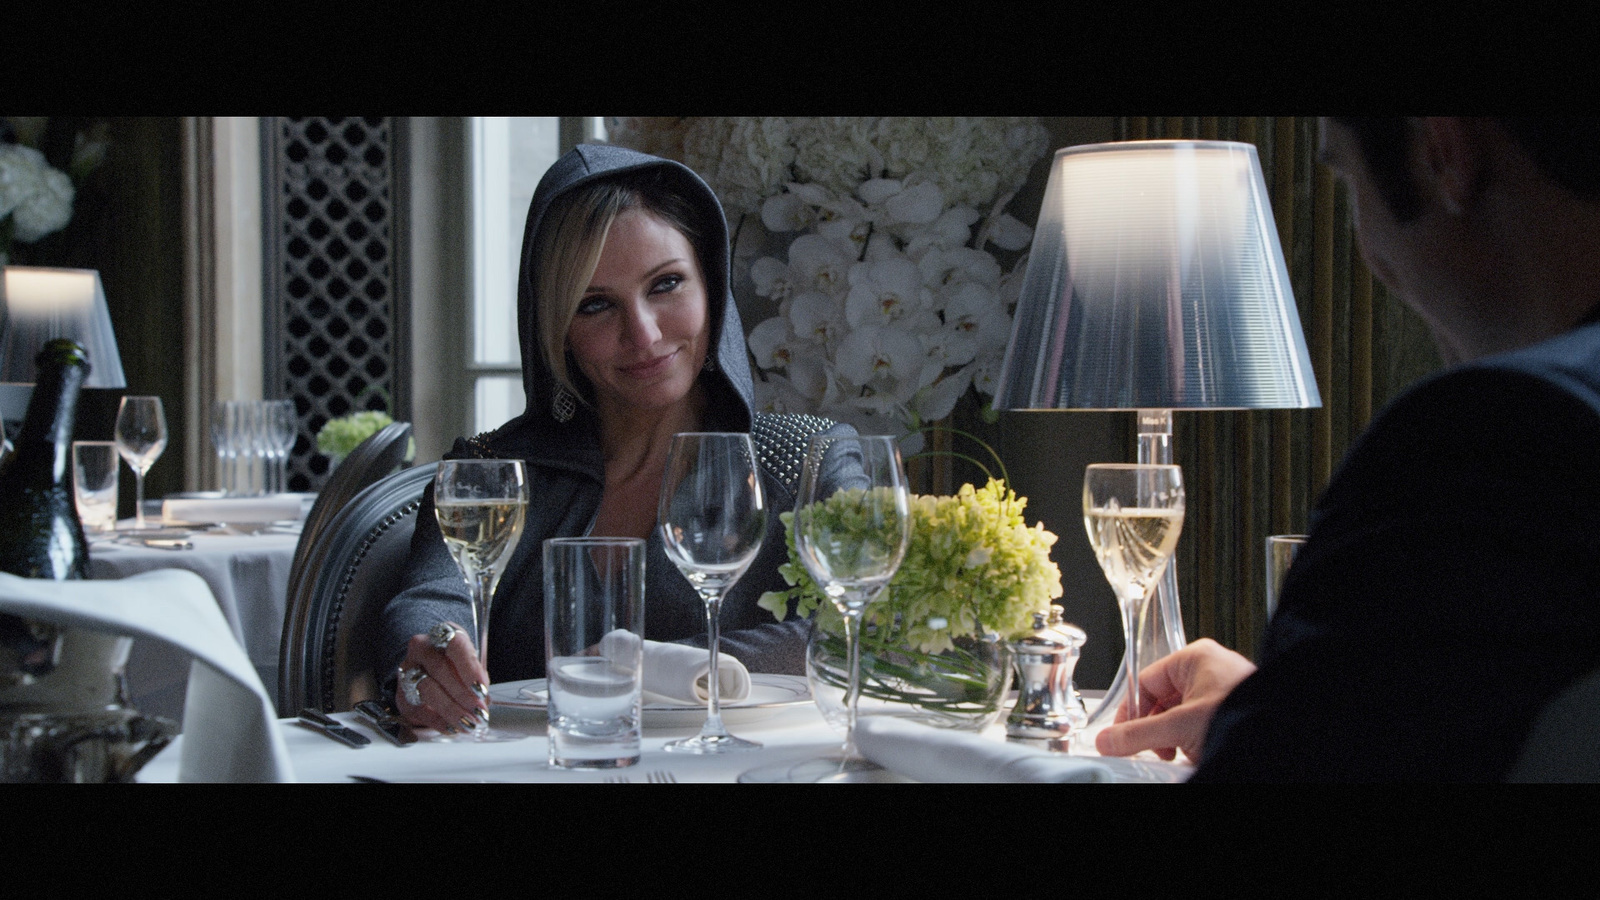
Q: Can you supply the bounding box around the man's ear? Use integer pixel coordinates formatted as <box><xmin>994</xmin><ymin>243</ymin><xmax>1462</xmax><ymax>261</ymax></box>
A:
<box><xmin>1415</xmin><ymin>117</ymin><xmax>1486</xmax><ymax>217</ymax></box>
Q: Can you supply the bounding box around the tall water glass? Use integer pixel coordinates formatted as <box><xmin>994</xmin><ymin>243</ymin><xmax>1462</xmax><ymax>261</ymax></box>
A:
<box><xmin>544</xmin><ymin>537</ymin><xmax>647</xmax><ymax>769</ymax></box>
<box><xmin>72</xmin><ymin>440</ymin><xmax>119</xmax><ymax>533</ymax></box>
<box><xmin>658</xmin><ymin>433</ymin><xmax>768</xmax><ymax>754</ymax></box>
<box><xmin>433</xmin><ymin>458</ymin><xmax>528</xmax><ymax>742</ymax></box>
<box><xmin>1083</xmin><ymin>464</ymin><xmax>1185</xmax><ymax>733</ymax></box>
<box><xmin>115</xmin><ymin>396</ymin><xmax>167</xmax><ymax>530</ymax></box>
<box><xmin>1265</xmin><ymin>534</ymin><xmax>1306</xmax><ymax>621</ymax></box>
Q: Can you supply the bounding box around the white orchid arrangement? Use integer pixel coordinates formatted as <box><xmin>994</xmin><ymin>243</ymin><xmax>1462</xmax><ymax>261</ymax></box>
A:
<box><xmin>0</xmin><ymin>117</ymin><xmax>109</xmax><ymax>263</ymax></box>
<box><xmin>607</xmin><ymin>117</ymin><xmax>1050</xmax><ymax>439</ymax></box>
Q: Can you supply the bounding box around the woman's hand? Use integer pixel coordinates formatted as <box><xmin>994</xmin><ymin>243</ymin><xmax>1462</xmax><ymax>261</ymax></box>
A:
<box><xmin>394</xmin><ymin>621</ymin><xmax>491</xmax><ymax>733</ymax></box>
<box><xmin>1093</xmin><ymin>638</ymin><xmax>1257</xmax><ymax>765</ymax></box>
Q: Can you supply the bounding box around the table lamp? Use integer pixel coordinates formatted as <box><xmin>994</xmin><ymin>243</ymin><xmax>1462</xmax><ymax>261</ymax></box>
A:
<box><xmin>0</xmin><ymin>266</ymin><xmax>127</xmax><ymax>429</ymax></box>
<box><xmin>992</xmin><ymin>140</ymin><xmax>1321</xmax><ymax>727</ymax></box>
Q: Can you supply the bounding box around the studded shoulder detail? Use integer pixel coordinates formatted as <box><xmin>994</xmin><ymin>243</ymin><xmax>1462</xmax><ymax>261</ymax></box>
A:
<box><xmin>750</xmin><ymin>412</ymin><xmax>835</xmax><ymax>494</ymax></box>
<box><xmin>463</xmin><ymin>431</ymin><xmax>501</xmax><ymax>459</ymax></box>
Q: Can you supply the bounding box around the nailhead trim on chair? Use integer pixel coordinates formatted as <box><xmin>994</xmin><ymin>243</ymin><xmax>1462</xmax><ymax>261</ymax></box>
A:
<box><xmin>318</xmin><ymin>497</ymin><xmax>424</xmax><ymax>708</ymax></box>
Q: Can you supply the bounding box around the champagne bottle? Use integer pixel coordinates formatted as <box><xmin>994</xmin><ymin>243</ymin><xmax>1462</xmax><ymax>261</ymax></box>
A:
<box><xmin>0</xmin><ymin>338</ymin><xmax>91</xmax><ymax>580</ymax></box>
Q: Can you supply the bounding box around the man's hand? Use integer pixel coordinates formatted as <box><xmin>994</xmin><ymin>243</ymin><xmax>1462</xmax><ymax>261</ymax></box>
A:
<box><xmin>1094</xmin><ymin>638</ymin><xmax>1257</xmax><ymax>764</ymax></box>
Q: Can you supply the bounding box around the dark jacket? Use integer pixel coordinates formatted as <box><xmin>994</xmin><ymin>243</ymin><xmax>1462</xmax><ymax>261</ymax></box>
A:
<box><xmin>380</xmin><ymin>145</ymin><xmax>848</xmax><ymax>686</ymax></box>
<box><xmin>1193</xmin><ymin>315</ymin><xmax>1600</xmax><ymax>781</ymax></box>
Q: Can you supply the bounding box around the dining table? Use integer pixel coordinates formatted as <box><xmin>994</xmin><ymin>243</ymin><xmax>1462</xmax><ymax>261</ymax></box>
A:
<box><xmin>134</xmin><ymin>682</ymin><xmax>1195</xmax><ymax>783</ymax></box>
<box><xmin>86</xmin><ymin>497</ymin><xmax>311</xmax><ymax>721</ymax></box>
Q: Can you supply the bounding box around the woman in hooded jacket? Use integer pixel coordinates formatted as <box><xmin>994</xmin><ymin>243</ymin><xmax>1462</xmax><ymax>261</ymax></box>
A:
<box><xmin>381</xmin><ymin>144</ymin><xmax>853</xmax><ymax>733</ymax></box>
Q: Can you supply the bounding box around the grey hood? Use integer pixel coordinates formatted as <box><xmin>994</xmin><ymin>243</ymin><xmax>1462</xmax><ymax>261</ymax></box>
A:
<box><xmin>500</xmin><ymin>143</ymin><xmax>754</xmax><ymax>470</ymax></box>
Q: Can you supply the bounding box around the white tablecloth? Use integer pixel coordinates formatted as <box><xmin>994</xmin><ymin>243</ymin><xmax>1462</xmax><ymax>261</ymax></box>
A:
<box><xmin>136</xmin><ymin>688</ymin><xmax>1191</xmax><ymax>783</ymax></box>
<box><xmin>88</xmin><ymin>528</ymin><xmax>299</xmax><ymax>721</ymax></box>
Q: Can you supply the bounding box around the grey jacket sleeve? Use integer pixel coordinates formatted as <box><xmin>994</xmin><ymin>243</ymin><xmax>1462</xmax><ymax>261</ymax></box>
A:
<box><xmin>376</xmin><ymin>481</ymin><xmax>474</xmax><ymax>696</ymax></box>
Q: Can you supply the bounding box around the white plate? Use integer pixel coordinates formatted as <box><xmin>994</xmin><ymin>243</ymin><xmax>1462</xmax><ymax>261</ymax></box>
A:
<box><xmin>489</xmin><ymin>673</ymin><xmax>813</xmax><ymax>727</ymax></box>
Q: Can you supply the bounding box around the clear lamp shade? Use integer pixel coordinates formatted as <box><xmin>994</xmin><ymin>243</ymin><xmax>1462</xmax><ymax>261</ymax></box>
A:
<box><xmin>993</xmin><ymin>140</ymin><xmax>1321</xmax><ymax>411</ymax></box>
<box><xmin>0</xmin><ymin>266</ymin><xmax>127</xmax><ymax>388</ymax></box>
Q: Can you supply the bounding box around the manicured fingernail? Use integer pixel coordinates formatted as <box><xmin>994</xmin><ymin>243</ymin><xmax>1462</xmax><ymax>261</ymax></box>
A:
<box><xmin>474</xmin><ymin>707</ymin><xmax>490</xmax><ymax>723</ymax></box>
<box><xmin>459</xmin><ymin>715</ymin><xmax>477</xmax><ymax>731</ymax></box>
<box><xmin>472</xmin><ymin>682</ymin><xmax>489</xmax><ymax>699</ymax></box>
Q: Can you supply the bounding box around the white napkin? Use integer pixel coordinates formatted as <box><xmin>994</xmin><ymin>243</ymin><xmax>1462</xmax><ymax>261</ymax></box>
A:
<box><xmin>163</xmin><ymin>495</ymin><xmax>305</xmax><ymax>525</ymax></box>
<box><xmin>855</xmin><ymin>717</ymin><xmax>1114</xmax><ymax>783</ymax></box>
<box><xmin>0</xmin><ymin>570</ymin><xmax>295</xmax><ymax>783</ymax></box>
<box><xmin>594</xmin><ymin>631</ymin><xmax>751</xmax><ymax>705</ymax></box>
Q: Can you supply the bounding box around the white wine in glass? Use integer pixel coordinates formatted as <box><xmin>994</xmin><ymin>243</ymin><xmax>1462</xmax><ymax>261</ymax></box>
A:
<box><xmin>115</xmin><ymin>396</ymin><xmax>167</xmax><ymax>530</ymax></box>
<box><xmin>433</xmin><ymin>458</ymin><xmax>529</xmax><ymax>742</ymax></box>
<box><xmin>1083</xmin><ymin>464</ymin><xmax>1184</xmax><ymax>735</ymax></box>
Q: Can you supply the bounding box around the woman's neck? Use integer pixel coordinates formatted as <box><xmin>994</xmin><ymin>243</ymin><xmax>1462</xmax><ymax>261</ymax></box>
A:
<box><xmin>595</xmin><ymin>383</ymin><xmax>708</xmax><ymax>480</ymax></box>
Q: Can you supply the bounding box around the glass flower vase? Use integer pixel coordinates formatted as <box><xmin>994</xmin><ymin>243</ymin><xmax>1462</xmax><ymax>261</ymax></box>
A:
<box><xmin>805</xmin><ymin>604</ymin><xmax>1013</xmax><ymax>733</ymax></box>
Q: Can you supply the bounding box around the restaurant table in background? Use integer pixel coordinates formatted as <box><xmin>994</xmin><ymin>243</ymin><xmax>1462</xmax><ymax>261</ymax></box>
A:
<box><xmin>88</xmin><ymin>524</ymin><xmax>301</xmax><ymax>722</ymax></box>
<box><xmin>135</xmin><ymin>687</ymin><xmax>1194</xmax><ymax>783</ymax></box>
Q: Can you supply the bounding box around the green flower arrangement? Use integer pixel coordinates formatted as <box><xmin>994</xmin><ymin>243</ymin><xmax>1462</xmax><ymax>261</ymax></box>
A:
<box><xmin>759</xmin><ymin>477</ymin><xmax>1063</xmax><ymax>652</ymax></box>
<box><xmin>758</xmin><ymin>430</ymin><xmax>1062</xmax><ymax>724</ymax></box>
<box><xmin>315</xmin><ymin>410</ymin><xmax>396</xmax><ymax>461</ymax></box>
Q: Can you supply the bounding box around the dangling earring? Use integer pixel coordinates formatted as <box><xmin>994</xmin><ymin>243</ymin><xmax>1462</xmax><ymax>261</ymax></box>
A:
<box><xmin>703</xmin><ymin>353</ymin><xmax>716</xmax><ymax>373</ymax></box>
<box><xmin>552</xmin><ymin>384</ymin><xmax>576</xmax><ymax>423</ymax></box>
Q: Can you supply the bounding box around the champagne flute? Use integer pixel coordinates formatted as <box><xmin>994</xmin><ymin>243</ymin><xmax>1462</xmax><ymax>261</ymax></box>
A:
<box><xmin>433</xmin><ymin>458</ymin><xmax>529</xmax><ymax>742</ymax></box>
<box><xmin>658</xmin><ymin>432</ymin><xmax>768</xmax><ymax>754</ymax></box>
<box><xmin>115</xmin><ymin>396</ymin><xmax>168</xmax><ymax>530</ymax></box>
<box><xmin>1082</xmin><ymin>464</ymin><xmax>1185</xmax><ymax>739</ymax></box>
<box><xmin>265</xmin><ymin>400</ymin><xmax>297</xmax><ymax>494</ymax></box>
<box><xmin>211</xmin><ymin>401</ymin><xmax>238</xmax><ymax>496</ymax></box>
<box><xmin>748</xmin><ymin>434</ymin><xmax>911</xmax><ymax>781</ymax></box>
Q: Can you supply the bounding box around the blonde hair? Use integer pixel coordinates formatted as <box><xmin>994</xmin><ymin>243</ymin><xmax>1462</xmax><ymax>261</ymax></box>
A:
<box><xmin>531</xmin><ymin>170</ymin><xmax>713</xmax><ymax>405</ymax></box>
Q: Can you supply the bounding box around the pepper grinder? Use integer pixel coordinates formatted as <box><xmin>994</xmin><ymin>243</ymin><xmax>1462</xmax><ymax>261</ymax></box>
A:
<box><xmin>1006</xmin><ymin>605</ymin><xmax>1087</xmax><ymax>747</ymax></box>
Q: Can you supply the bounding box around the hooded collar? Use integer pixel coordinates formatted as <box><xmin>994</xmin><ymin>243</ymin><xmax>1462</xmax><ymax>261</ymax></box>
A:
<box><xmin>489</xmin><ymin>144</ymin><xmax>754</xmax><ymax>475</ymax></box>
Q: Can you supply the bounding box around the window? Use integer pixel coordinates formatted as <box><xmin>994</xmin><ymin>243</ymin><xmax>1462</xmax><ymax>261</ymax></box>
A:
<box><xmin>467</xmin><ymin>117</ymin><xmax>606</xmax><ymax>435</ymax></box>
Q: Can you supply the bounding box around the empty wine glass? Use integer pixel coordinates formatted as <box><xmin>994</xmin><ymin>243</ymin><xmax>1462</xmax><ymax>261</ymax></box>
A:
<box><xmin>115</xmin><ymin>396</ymin><xmax>168</xmax><ymax>530</ymax></box>
<box><xmin>1082</xmin><ymin>464</ymin><xmax>1185</xmax><ymax>738</ymax></box>
<box><xmin>433</xmin><ymin>458</ymin><xmax>529</xmax><ymax>742</ymax></box>
<box><xmin>658</xmin><ymin>432</ymin><xmax>768</xmax><ymax>754</ymax></box>
<box><xmin>746</xmin><ymin>434</ymin><xmax>910</xmax><ymax>782</ymax></box>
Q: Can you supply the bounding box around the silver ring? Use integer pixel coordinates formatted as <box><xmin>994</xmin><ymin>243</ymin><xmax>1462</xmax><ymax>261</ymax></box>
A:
<box><xmin>428</xmin><ymin>622</ymin><xmax>460</xmax><ymax>652</ymax></box>
<box><xmin>398</xmin><ymin>665</ymin><xmax>428</xmax><ymax>707</ymax></box>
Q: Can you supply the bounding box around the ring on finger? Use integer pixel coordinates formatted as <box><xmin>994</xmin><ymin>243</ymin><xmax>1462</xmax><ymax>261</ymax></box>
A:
<box><xmin>428</xmin><ymin>622</ymin><xmax>460</xmax><ymax>652</ymax></box>
<box><xmin>399</xmin><ymin>664</ymin><xmax>428</xmax><ymax>707</ymax></box>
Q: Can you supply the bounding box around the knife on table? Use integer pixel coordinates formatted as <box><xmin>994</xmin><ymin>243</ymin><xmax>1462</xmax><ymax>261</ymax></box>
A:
<box><xmin>297</xmin><ymin>708</ymin><xmax>371</xmax><ymax>748</ymax></box>
<box><xmin>354</xmin><ymin>700</ymin><xmax>419</xmax><ymax>746</ymax></box>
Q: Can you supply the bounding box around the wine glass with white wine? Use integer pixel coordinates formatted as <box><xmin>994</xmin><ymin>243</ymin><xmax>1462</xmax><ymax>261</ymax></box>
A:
<box><xmin>115</xmin><ymin>396</ymin><xmax>167</xmax><ymax>531</ymax></box>
<box><xmin>1082</xmin><ymin>463</ymin><xmax>1185</xmax><ymax>743</ymax></box>
<box><xmin>658</xmin><ymin>432</ymin><xmax>768</xmax><ymax>754</ymax></box>
<box><xmin>433</xmin><ymin>458</ymin><xmax>529</xmax><ymax>742</ymax></box>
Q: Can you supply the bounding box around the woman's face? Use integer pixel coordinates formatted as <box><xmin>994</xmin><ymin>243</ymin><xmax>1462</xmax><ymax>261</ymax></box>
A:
<box><xmin>565</xmin><ymin>207</ymin><xmax>711</xmax><ymax>421</ymax></box>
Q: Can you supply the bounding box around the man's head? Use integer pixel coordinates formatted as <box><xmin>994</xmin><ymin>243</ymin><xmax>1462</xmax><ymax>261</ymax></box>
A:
<box><xmin>1319</xmin><ymin>117</ymin><xmax>1600</xmax><ymax>364</ymax></box>
<box><xmin>1331</xmin><ymin>118</ymin><xmax>1600</xmax><ymax>223</ymax></box>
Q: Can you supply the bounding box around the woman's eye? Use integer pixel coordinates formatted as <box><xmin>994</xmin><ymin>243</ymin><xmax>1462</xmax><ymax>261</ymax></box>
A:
<box><xmin>577</xmin><ymin>295</ymin><xmax>611</xmax><ymax>315</ymax></box>
<box><xmin>652</xmin><ymin>274</ymin><xmax>683</xmax><ymax>294</ymax></box>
